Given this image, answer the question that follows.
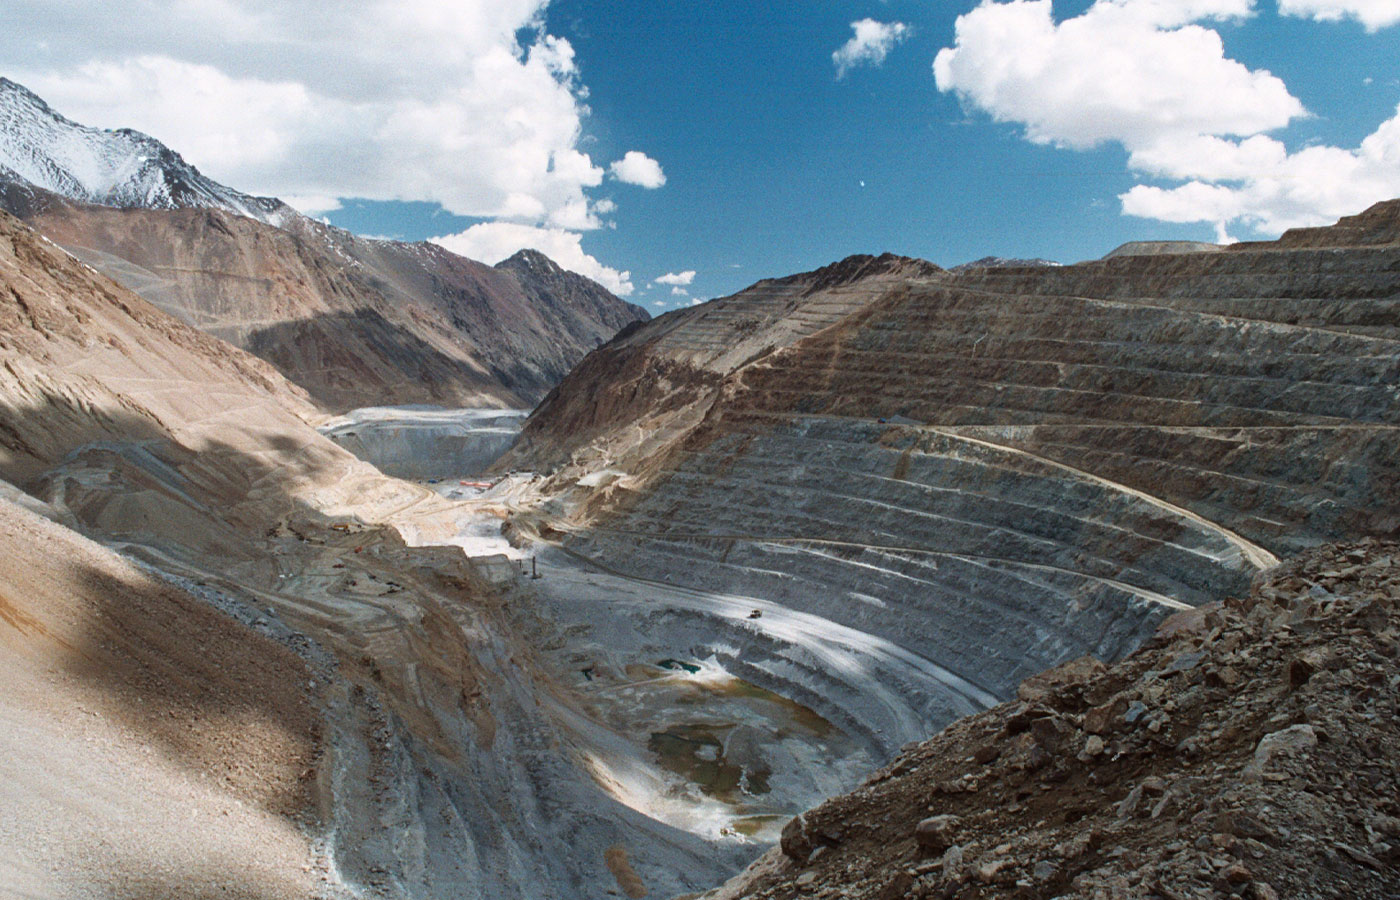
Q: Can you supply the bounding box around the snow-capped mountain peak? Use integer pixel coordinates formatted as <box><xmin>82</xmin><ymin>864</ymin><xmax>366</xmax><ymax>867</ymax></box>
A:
<box><xmin>0</xmin><ymin>77</ymin><xmax>292</xmax><ymax>226</ymax></box>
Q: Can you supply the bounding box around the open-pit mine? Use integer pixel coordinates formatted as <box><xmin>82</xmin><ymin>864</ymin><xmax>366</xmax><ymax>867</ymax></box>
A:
<box><xmin>2</xmin><ymin>198</ymin><xmax>1399</xmax><ymax>900</ymax></box>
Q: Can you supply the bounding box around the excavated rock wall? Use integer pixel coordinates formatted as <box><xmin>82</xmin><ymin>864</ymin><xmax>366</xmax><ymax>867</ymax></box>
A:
<box><xmin>506</xmin><ymin>254</ymin><xmax>938</xmax><ymax>471</ymax></box>
<box><xmin>565</xmin><ymin>416</ymin><xmax>1258</xmax><ymax>704</ymax></box>
<box><xmin>705</xmin><ymin>540</ymin><xmax>1400</xmax><ymax>900</ymax></box>
<box><xmin>519</xmin><ymin>202</ymin><xmax>1400</xmax><ymax>741</ymax></box>
<box><xmin>726</xmin><ymin>267</ymin><xmax>1400</xmax><ymax>553</ymax></box>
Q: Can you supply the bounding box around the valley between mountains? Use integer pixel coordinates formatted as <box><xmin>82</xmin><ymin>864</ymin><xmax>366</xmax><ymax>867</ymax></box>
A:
<box><xmin>0</xmin><ymin>77</ymin><xmax>1398</xmax><ymax>900</ymax></box>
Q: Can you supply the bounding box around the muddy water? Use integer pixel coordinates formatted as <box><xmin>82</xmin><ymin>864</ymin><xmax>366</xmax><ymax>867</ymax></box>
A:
<box><xmin>649</xmin><ymin>724</ymin><xmax>769</xmax><ymax>801</ymax></box>
<box><xmin>644</xmin><ymin>664</ymin><xmax>836</xmax><ymax>804</ymax></box>
<box><xmin>319</xmin><ymin>405</ymin><xmax>528</xmax><ymax>481</ymax></box>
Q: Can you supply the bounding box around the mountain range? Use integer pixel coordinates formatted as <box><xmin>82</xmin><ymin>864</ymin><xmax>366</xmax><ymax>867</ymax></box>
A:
<box><xmin>0</xmin><ymin>77</ymin><xmax>647</xmax><ymax>412</ymax></box>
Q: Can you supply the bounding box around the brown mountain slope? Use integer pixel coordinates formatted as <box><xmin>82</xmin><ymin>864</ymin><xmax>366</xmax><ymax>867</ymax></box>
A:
<box><xmin>0</xmin><ymin>77</ymin><xmax>647</xmax><ymax>413</ymax></box>
<box><xmin>3</xmin><ymin>187</ymin><xmax>647</xmax><ymax>412</ymax></box>
<box><xmin>505</xmin><ymin>252</ymin><xmax>941</xmax><ymax>471</ymax></box>
<box><xmin>0</xmin><ymin>488</ymin><xmax>324</xmax><ymax>900</ymax></box>
<box><xmin>0</xmin><ymin>210</ymin><xmax>745</xmax><ymax>900</ymax></box>
<box><xmin>0</xmin><ymin>207</ymin><xmax>351</xmax><ymax>897</ymax></box>
<box><xmin>0</xmin><ymin>207</ymin><xmax>337</xmax><ymax>481</ymax></box>
<box><xmin>501</xmin><ymin>200</ymin><xmax>1400</xmax><ymax>733</ymax></box>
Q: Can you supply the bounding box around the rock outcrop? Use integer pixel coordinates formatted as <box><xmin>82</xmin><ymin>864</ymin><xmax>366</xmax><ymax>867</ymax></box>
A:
<box><xmin>704</xmin><ymin>540</ymin><xmax>1400</xmax><ymax>900</ymax></box>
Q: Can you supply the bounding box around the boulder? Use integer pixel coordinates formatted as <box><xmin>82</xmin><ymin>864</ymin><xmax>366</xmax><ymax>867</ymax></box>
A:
<box><xmin>1084</xmin><ymin>697</ymin><xmax>1129</xmax><ymax>735</ymax></box>
<box><xmin>780</xmin><ymin>813</ymin><xmax>812</xmax><ymax>862</ymax></box>
<box><xmin>1017</xmin><ymin>655</ymin><xmax>1106</xmax><ymax>704</ymax></box>
<box><xmin>1245</xmin><ymin>724</ymin><xmax>1318</xmax><ymax>778</ymax></box>
<box><xmin>915</xmin><ymin>815</ymin><xmax>963</xmax><ymax>853</ymax></box>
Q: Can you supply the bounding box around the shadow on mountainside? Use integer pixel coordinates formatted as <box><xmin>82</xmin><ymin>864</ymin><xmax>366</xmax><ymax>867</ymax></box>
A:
<box><xmin>0</xmin><ymin>383</ymin><xmax>508</xmax><ymax>812</ymax></box>
<box><xmin>0</xmin><ymin>393</ymin><xmax>759</xmax><ymax>900</ymax></box>
<box><xmin>244</xmin><ymin>308</ymin><xmax>550</xmax><ymax>413</ymax></box>
<box><xmin>0</xmin><ymin>398</ymin><xmax>338</xmax><ymax>816</ymax></box>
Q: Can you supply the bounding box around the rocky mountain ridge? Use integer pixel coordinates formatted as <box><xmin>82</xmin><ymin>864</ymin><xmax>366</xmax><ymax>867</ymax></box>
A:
<box><xmin>0</xmin><ymin>77</ymin><xmax>292</xmax><ymax>225</ymax></box>
<box><xmin>0</xmin><ymin>77</ymin><xmax>648</xmax><ymax>412</ymax></box>
<box><xmin>949</xmin><ymin>256</ymin><xmax>1061</xmax><ymax>272</ymax></box>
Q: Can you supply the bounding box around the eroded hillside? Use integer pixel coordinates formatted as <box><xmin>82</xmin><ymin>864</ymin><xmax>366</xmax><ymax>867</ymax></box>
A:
<box><xmin>0</xmin><ymin>211</ymin><xmax>742</xmax><ymax>899</ymax></box>
<box><xmin>5</xmin><ymin>192</ymin><xmax>646</xmax><ymax>412</ymax></box>
<box><xmin>0</xmin><ymin>77</ymin><xmax>648</xmax><ymax>412</ymax></box>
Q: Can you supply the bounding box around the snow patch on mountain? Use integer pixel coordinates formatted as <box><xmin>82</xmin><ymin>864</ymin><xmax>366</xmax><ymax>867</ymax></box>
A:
<box><xmin>0</xmin><ymin>77</ymin><xmax>292</xmax><ymax>226</ymax></box>
<box><xmin>949</xmin><ymin>255</ymin><xmax>1062</xmax><ymax>272</ymax></box>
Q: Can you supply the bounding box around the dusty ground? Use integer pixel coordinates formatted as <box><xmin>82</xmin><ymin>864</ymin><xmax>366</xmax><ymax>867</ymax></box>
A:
<box><xmin>0</xmin><ymin>492</ymin><xmax>329</xmax><ymax>900</ymax></box>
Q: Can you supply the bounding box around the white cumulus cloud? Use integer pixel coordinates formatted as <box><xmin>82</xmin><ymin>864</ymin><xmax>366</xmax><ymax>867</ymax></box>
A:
<box><xmin>1278</xmin><ymin>0</ymin><xmax>1400</xmax><ymax>30</ymax></box>
<box><xmin>610</xmin><ymin>151</ymin><xmax>667</xmax><ymax>188</ymax></box>
<box><xmin>432</xmin><ymin>222</ymin><xmax>633</xmax><ymax>296</ymax></box>
<box><xmin>0</xmin><ymin>0</ymin><xmax>662</xmax><ymax>283</ymax></box>
<box><xmin>653</xmin><ymin>270</ymin><xmax>696</xmax><ymax>286</ymax></box>
<box><xmin>1121</xmin><ymin>103</ymin><xmax>1400</xmax><ymax>232</ymax></box>
<box><xmin>934</xmin><ymin>0</ymin><xmax>1297</xmax><ymax>151</ymax></box>
<box><xmin>833</xmin><ymin>19</ymin><xmax>911</xmax><ymax>78</ymax></box>
<box><xmin>931</xmin><ymin>0</ymin><xmax>1400</xmax><ymax>235</ymax></box>
<box><xmin>5</xmin><ymin>4</ymin><xmax>614</xmax><ymax>221</ymax></box>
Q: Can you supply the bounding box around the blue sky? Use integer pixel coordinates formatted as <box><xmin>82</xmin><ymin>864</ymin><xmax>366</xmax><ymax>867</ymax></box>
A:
<box><xmin>329</xmin><ymin>0</ymin><xmax>1400</xmax><ymax>310</ymax></box>
<box><xmin>5</xmin><ymin>1</ymin><xmax>1400</xmax><ymax>310</ymax></box>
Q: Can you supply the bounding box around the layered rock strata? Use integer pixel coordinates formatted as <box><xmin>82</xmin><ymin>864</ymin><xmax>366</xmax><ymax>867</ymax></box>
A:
<box><xmin>505</xmin><ymin>201</ymin><xmax>1400</xmax><ymax>732</ymax></box>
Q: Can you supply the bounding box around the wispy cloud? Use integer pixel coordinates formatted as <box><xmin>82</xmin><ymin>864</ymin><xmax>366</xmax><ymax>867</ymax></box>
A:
<box><xmin>1278</xmin><ymin>0</ymin><xmax>1400</xmax><ymax>31</ymax></box>
<box><xmin>833</xmin><ymin>19</ymin><xmax>910</xmax><ymax>79</ymax></box>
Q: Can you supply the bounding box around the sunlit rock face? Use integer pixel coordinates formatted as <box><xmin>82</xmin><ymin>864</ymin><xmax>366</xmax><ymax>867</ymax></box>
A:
<box><xmin>508</xmin><ymin>200</ymin><xmax>1400</xmax><ymax>741</ymax></box>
